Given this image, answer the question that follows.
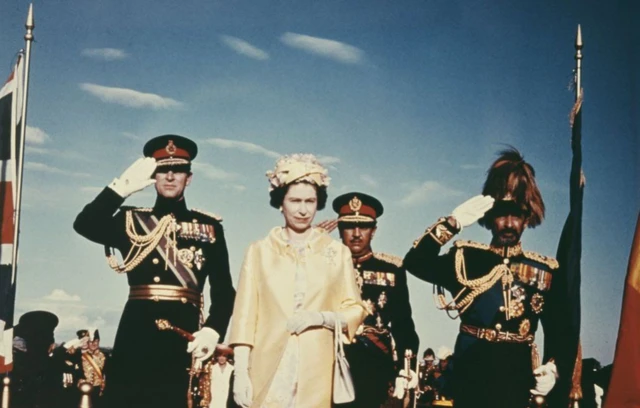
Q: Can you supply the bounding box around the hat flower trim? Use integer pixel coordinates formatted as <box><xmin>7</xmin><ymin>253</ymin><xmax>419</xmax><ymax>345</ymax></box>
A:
<box><xmin>266</xmin><ymin>153</ymin><xmax>330</xmax><ymax>191</ymax></box>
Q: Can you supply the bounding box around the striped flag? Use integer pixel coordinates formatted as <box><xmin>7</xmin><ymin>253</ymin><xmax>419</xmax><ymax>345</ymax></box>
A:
<box><xmin>0</xmin><ymin>55</ymin><xmax>24</xmax><ymax>373</ymax></box>
<box><xmin>604</xmin><ymin>214</ymin><xmax>640</xmax><ymax>407</ymax></box>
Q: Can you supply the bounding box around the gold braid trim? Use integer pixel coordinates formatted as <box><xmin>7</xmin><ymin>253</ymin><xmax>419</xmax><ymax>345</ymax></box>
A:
<box><xmin>106</xmin><ymin>210</ymin><xmax>176</xmax><ymax>273</ymax></box>
<box><xmin>523</xmin><ymin>251</ymin><xmax>559</xmax><ymax>269</ymax></box>
<box><xmin>373</xmin><ymin>252</ymin><xmax>403</xmax><ymax>268</ymax></box>
<box><xmin>413</xmin><ymin>217</ymin><xmax>456</xmax><ymax>248</ymax></box>
<box><xmin>435</xmin><ymin>247</ymin><xmax>513</xmax><ymax>319</ymax></box>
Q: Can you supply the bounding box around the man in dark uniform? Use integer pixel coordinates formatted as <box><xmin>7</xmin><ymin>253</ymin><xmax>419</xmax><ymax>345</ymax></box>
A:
<box><xmin>10</xmin><ymin>310</ymin><xmax>79</xmax><ymax>408</ymax></box>
<box><xmin>74</xmin><ymin>135</ymin><xmax>236</xmax><ymax>408</ymax></box>
<box><xmin>64</xmin><ymin>329</ymin><xmax>108</xmax><ymax>407</ymax></box>
<box><xmin>332</xmin><ymin>192</ymin><xmax>419</xmax><ymax>407</ymax></box>
<box><xmin>403</xmin><ymin>148</ymin><xmax>561</xmax><ymax>408</ymax></box>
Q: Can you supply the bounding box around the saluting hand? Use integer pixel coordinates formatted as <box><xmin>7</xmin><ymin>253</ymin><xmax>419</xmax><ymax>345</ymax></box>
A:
<box><xmin>450</xmin><ymin>195</ymin><xmax>495</xmax><ymax>230</ymax></box>
<box><xmin>108</xmin><ymin>157</ymin><xmax>157</xmax><ymax>198</ymax></box>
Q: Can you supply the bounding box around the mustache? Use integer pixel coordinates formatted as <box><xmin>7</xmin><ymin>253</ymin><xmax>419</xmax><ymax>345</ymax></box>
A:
<box><xmin>499</xmin><ymin>228</ymin><xmax>518</xmax><ymax>236</ymax></box>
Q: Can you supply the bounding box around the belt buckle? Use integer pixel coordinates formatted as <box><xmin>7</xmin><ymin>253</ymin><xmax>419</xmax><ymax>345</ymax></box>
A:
<box><xmin>479</xmin><ymin>328</ymin><xmax>497</xmax><ymax>342</ymax></box>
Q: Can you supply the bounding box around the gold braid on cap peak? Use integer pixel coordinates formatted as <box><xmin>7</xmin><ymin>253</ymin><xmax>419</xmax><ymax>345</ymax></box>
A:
<box><xmin>266</xmin><ymin>153</ymin><xmax>330</xmax><ymax>191</ymax></box>
<box><xmin>479</xmin><ymin>147</ymin><xmax>545</xmax><ymax>228</ymax></box>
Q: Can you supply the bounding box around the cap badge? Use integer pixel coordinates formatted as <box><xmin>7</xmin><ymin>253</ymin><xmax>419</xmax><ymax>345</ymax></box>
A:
<box><xmin>165</xmin><ymin>140</ymin><xmax>177</xmax><ymax>155</ymax></box>
<box><xmin>349</xmin><ymin>196</ymin><xmax>362</xmax><ymax>216</ymax></box>
<box><xmin>503</xmin><ymin>193</ymin><xmax>514</xmax><ymax>201</ymax></box>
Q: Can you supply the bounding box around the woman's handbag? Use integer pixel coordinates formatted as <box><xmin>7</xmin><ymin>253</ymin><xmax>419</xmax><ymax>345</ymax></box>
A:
<box><xmin>333</xmin><ymin>316</ymin><xmax>356</xmax><ymax>403</ymax></box>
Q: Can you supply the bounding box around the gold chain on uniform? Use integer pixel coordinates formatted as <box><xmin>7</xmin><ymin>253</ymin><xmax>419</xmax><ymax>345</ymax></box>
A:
<box><xmin>106</xmin><ymin>211</ymin><xmax>177</xmax><ymax>273</ymax></box>
<box><xmin>435</xmin><ymin>248</ymin><xmax>514</xmax><ymax>319</ymax></box>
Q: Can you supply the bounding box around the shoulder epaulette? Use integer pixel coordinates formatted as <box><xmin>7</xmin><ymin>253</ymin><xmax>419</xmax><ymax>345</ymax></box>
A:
<box><xmin>453</xmin><ymin>240</ymin><xmax>490</xmax><ymax>251</ymax></box>
<box><xmin>373</xmin><ymin>252</ymin><xmax>403</xmax><ymax>268</ymax></box>
<box><xmin>192</xmin><ymin>208</ymin><xmax>223</xmax><ymax>222</ymax></box>
<box><xmin>523</xmin><ymin>250</ymin><xmax>559</xmax><ymax>269</ymax></box>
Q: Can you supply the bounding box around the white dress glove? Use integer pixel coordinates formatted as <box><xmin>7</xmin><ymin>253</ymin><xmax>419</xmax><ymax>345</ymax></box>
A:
<box><xmin>186</xmin><ymin>327</ymin><xmax>219</xmax><ymax>363</ymax></box>
<box><xmin>108</xmin><ymin>157</ymin><xmax>157</xmax><ymax>198</ymax></box>
<box><xmin>451</xmin><ymin>195</ymin><xmax>495</xmax><ymax>230</ymax></box>
<box><xmin>63</xmin><ymin>336</ymin><xmax>88</xmax><ymax>350</ymax></box>
<box><xmin>286</xmin><ymin>310</ymin><xmax>324</xmax><ymax>334</ymax></box>
<box><xmin>392</xmin><ymin>369</ymin><xmax>418</xmax><ymax>399</ymax></box>
<box><xmin>530</xmin><ymin>361</ymin><xmax>558</xmax><ymax>396</ymax></box>
<box><xmin>233</xmin><ymin>345</ymin><xmax>253</xmax><ymax>408</ymax></box>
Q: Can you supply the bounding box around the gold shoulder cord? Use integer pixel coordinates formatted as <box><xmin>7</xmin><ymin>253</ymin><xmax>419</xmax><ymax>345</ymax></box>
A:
<box><xmin>106</xmin><ymin>210</ymin><xmax>176</xmax><ymax>273</ymax></box>
<box><xmin>434</xmin><ymin>247</ymin><xmax>513</xmax><ymax>319</ymax></box>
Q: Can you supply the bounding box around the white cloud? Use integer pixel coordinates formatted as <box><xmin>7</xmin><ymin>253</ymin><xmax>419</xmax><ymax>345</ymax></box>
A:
<box><xmin>26</xmin><ymin>146</ymin><xmax>89</xmax><ymax>161</ymax></box>
<box><xmin>192</xmin><ymin>162</ymin><xmax>239</xmax><ymax>181</ymax></box>
<box><xmin>25</xmin><ymin>161</ymin><xmax>91</xmax><ymax>177</ymax></box>
<box><xmin>44</xmin><ymin>289</ymin><xmax>81</xmax><ymax>302</ymax></box>
<box><xmin>81</xmin><ymin>48</ymin><xmax>128</xmax><ymax>61</ymax></box>
<box><xmin>220</xmin><ymin>35</ymin><xmax>269</xmax><ymax>60</ymax></box>
<box><xmin>205</xmin><ymin>138</ymin><xmax>280</xmax><ymax>159</ymax></box>
<box><xmin>79</xmin><ymin>83</ymin><xmax>184</xmax><ymax>110</ymax></box>
<box><xmin>400</xmin><ymin>181</ymin><xmax>463</xmax><ymax>206</ymax></box>
<box><xmin>360</xmin><ymin>174</ymin><xmax>378</xmax><ymax>188</ymax></box>
<box><xmin>18</xmin><ymin>291</ymin><xmax>115</xmax><ymax>342</ymax></box>
<box><xmin>316</xmin><ymin>155</ymin><xmax>341</xmax><ymax>165</ymax></box>
<box><xmin>26</xmin><ymin>126</ymin><xmax>51</xmax><ymax>145</ymax></box>
<box><xmin>280</xmin><ymin>32</ymin><xmax>364</xmax><ymax>64</ymax></box>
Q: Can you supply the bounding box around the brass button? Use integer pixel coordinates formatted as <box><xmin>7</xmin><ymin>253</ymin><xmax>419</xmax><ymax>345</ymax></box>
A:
<box><xmin>190</xmin><ymin>246</ymin><xmax>196</xmax><ymax>251</ymax></box>
<box><xmin>181</xmin><ymin>297</ymin><xmax>187</xmax><ymax>304</ymax></box>
<box><xmin>499</xmin><ymin>306</ymin><xmax>506</xmax><ymax>312</ymax></box>
<box><xmin>152</xmin><ymin>258</ymin><xmax>159</xmax><ymax>265</ymax></box>
<box><xmin>192</xmin><ymin>219</ymin><xmax>198</xmax><ymax>223</ymax></box>
<box><xmin>152</xmin><ymin>296</ymin><xmax>160</xmax><ymax>302</ymax></box>
<box><xmin>495</xmin><ymin>323</ymin><xmax>502</xmax><ymax>331</ymax></box>
<box><xmin>503</xmin><ymin>258</ymin><xmax>510</xmax><ymax>265</ymax></box>
<box><xmin>153</xmin><ymin>276</ymin><xmax>160</xmax><ymax>283</ymax></box>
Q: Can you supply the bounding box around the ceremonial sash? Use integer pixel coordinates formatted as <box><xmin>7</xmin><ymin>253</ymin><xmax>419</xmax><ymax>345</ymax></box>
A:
<box><xmin>82</xmin><ymin>353</ymin><xmax>104</xmax><ymax>381</ymax></box>
<box><xmin>134</xmin><ymin>213</ymin><xmax>199</xmax><ymax>290</ymax></box>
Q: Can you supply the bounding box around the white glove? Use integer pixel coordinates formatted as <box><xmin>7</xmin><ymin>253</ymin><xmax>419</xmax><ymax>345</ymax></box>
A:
<box><xmin>530</xmin><ymin>361</ymin><xmax>558</xmax><ymax>396</ymax></box>
<box><xmin>108</xmin><ymin>157</ymin><xmax>157</xmax><ymax>198</ymax></box>
<box><xmin>286</xmin><ymin>310</ymin><xmax>324</xmax><ymax>334</ymax></box>
<box><xmin>62</xmin><ymin>372</ymin><xmax>73</xmax><ymax>387</ymax></box>
<box><xmin>393</xmin><ymin>376</ymin><xmax>407</xmax><ymax>399</ymax></box>
<box><xmin>451</xmin><ymin>195</ymin><xmax>495</xmax><ymax>230</ymax></box>
<box><xmin>233</xmin><ymin>345</ymin><xmax>253</xmax><ymax>408</ymax></box>
<box><xmin>63</xmin><ymin>336</ymin><xmax>88</xmax><ymax>350</ymax></box>
<box><xmin>186</xmin><ymin>327</ymin><xmax>219</xmax><ymax>363</ymax></box>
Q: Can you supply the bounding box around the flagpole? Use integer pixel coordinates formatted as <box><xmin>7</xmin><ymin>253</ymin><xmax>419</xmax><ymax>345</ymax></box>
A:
<box><xmin>11</xmin><ymin>4</ymin><xmax>34</xmax><ymax>281</ymax></box>
<box><xmin>575</xmin><ymin>25</ymin><xmax>583</xmax><ymax>100</ymax></box>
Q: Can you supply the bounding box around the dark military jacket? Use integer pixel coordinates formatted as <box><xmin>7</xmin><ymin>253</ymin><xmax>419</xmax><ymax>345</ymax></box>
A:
<box><xmin>73</xmin><ymin>187</ymin><xmax>235</xmax><ymax>333</ymax></box>
<box><xmin>73</xmin><ymin>187</ymin><xmax>235</xmax><ymax>408</ymax></box>
<box><xmin>403</xmin><ymin>217</ymin><xmax>561</xmax><ymax>408</ymax></box>
<box><xmin>352</xmin><ymin>251</ymin><xmax>419</xmax><ymax>366</ymax></box>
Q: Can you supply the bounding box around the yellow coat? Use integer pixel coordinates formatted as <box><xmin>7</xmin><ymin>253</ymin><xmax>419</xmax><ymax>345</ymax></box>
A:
<box><xmin>229</xmin><ymin>227</ymin><xmax>366</xmax><ymax>408</ymax></box>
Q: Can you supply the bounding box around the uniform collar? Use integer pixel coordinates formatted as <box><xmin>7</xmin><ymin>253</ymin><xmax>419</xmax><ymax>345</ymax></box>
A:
<box><xmin>488</xmin><ymin>242</ymin><xmax>523</xmax><ymax>258</ymax></box>
<box><xmin>352</xmin><ymin>251</ymin><xmax>373</xmax><ymax>266</ymax></box>
<box><xmin>153</xmin><ymin>195</ymin><xmax>189</xmax><ymax>218</ymax></box>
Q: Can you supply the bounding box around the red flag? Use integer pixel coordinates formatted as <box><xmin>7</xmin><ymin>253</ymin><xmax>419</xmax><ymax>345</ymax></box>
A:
<box><xmin>605</xmin><ymin>213</ymin><xmax>640</xmax><ymax>407</ymax></box>
<box><xmin>0</xmin><ymin>55</ymin><xmax>23</xmax><ymax>373</ymax></box>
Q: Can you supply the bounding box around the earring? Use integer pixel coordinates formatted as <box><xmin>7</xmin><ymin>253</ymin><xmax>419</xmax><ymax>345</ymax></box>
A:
<box><xmin>279</xmin><ymin>206</ymin><xmax>283</xmax><ymax>213</ymax></box>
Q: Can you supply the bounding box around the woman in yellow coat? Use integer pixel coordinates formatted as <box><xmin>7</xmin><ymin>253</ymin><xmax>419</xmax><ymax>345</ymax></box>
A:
<box><xmin>229</xmin><ymin>154</ymin><xmax>366</xmax><ymax>408</ymax></box>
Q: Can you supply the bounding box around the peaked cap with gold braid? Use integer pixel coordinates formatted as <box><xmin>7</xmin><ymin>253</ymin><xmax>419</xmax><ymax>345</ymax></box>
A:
<box><xmin>332</xmin><ymin>192</ymin><xmax>383</xmax><ymax>225</ymax></box>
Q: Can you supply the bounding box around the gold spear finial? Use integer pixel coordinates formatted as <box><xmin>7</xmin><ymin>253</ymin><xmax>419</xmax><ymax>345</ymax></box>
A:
<box><xmin>574</xmin><ymin>25</ymin><xmax>583</xmax><ymax>100</ymax></box>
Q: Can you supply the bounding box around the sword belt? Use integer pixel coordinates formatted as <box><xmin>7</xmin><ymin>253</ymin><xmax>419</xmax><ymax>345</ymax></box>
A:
<box><xmin>128</xmin><ymin>284</ymin><xmax>201</xmax><ymax>307</ymax></box>
<box><xmin>460</xmin><ymin>324</ymin><xmax>534</xmax><ymax>344</ymax></box>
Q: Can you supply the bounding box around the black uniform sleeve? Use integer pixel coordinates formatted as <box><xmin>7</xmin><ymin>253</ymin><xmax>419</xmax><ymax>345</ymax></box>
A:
<box><xmin>391</xmin><ymin>267</ymin><xmax>420</xmax><ymax>367</ymax></box>
<box><xmin>73</xmin><ymin>187</ymin><xmax>127</xmax><ymax>248</ymax></box>
<box><xmin>204</xmin><ymin>223</ymin><xmax>236</xmax><ymax>340</ymax></box>
<box><xmin>403</xmin><ymin>217</ymin><xmax>458</xmax><ymax>290</ymax></box>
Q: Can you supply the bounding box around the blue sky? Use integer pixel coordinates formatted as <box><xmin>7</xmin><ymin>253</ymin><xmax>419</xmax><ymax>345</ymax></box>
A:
<box><xmin>0</xmin><ymin>0</ymin><xmax>636</xmax><ymax>365</ymax></box>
